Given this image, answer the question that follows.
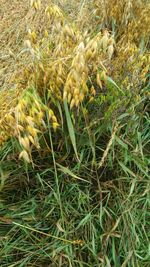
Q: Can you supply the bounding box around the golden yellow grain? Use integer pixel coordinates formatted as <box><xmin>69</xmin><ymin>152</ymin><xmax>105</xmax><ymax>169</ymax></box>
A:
<box><xmin>19</xmin><ymin>136</ymin><xmax>30</xmax><ymax>151</ymax></box>
<box><xmin>19</xmin><ymin>150</ymin><xmax>30</xmax><ymax>163</ymax></box>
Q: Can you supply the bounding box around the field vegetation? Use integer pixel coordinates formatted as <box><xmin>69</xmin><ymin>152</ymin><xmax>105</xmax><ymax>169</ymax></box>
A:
<box><xmin>0</xmin><ymin>0</ymin><xmax>150</xmax><ymax>266</ymax></box>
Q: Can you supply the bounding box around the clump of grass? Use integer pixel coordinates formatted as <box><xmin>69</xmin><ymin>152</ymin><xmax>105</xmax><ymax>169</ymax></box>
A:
<box><xmin>0</xmin><ymin>104</ymin><xmax>149</xmax><ymax>266</ymax></box>
<box><xmin>0</xmin><ymin>0</ymin><xmax>150</xmax><ymax>266</ymax></box>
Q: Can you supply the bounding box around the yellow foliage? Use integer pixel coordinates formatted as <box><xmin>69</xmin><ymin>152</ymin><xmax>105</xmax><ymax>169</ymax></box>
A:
<box><xmin>0</xmin><ymin>0</ymin><xmax>149</xmax><ymax>160</ymax></box>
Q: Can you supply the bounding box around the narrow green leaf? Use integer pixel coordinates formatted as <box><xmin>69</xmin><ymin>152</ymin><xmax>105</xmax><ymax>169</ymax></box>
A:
<box><xmin>76</xmin><ymin>213</ymin><xmax>91</xmax><ymax>229</ymax></box>
<box><xmin>107</xmin><ymin>76</ymin><xmax>125</xmax><ymax>95</ymax></box>
<box><xmin>129</xmin><ymin>179</ymin><xmax>137</xmax><ymax>197</ymax></box>
<box><xmin>118</xmin><ymin>161</ymin><xmax>137</xmax><ymax>178</ymax></box>
<box><xmin>115</xmin><ymin>136</ymin><xmax>128</xmax><ymax>150</ymax></box>
<box><xmin>57</xmin><ymin>163</ymin><xmax>90</xmax><ymax>183</ymax></box>
<box><xmin>64</xmin><ymin>100</ymin><xmax>79</xmax><ymax>160</ymax></box>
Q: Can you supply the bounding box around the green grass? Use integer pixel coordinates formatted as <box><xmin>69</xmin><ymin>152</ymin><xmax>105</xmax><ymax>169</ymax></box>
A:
<box><xmin>0</xmin><ymin>1</ymin><xmax>150</xmax><ymax>265</ymax></box>
<box><xmin>0</xmin><ymin>82</ymin><xmax>149</xmax><ymax>266</ymax></box>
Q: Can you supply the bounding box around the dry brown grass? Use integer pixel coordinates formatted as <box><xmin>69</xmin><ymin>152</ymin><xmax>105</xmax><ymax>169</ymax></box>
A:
<box><xmin>0</xmin><ymin>1</ymin><xmax>110</xmax><ymax>155</ymax></box>
<box><xmin>0</xmin><ymin>0</ymin><xmax>61</xmax><ymax>90</ymax></box>
<box><xmin>0</xmin><ymin>0</ymin><xmax>149</xmax><ymax>153</ymax></box>
<box><xmin>0</xmin><ymin>0</ymin><xmax>91</xmax><ymax>90</ymax></box>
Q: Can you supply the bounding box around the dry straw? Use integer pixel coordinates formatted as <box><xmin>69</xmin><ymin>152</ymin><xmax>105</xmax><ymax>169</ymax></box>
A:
<box><xmin>0</xmin><ymin>0</ymin><xmax>149</xmax><ymax>162</ymax></box>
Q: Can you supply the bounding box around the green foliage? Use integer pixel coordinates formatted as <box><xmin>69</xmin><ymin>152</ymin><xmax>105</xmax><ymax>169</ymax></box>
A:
<box><xmin>0</xmin><ymin>0</ymin><xmax>150</xmax><ymax>266</ymax></box>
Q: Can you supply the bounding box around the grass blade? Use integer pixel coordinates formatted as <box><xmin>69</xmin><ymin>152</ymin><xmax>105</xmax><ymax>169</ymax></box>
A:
<box><xmin>64</xmin><ymin>100</ymin><xmax>79</xmax><ymax>160</ymax></box>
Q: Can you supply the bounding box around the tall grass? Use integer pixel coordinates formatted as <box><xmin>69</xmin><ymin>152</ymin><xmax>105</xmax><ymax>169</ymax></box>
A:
<box><xmin>0</xmin><ymin>0</ymin><xmax>150</xmax><ymax>266</ymax></box>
